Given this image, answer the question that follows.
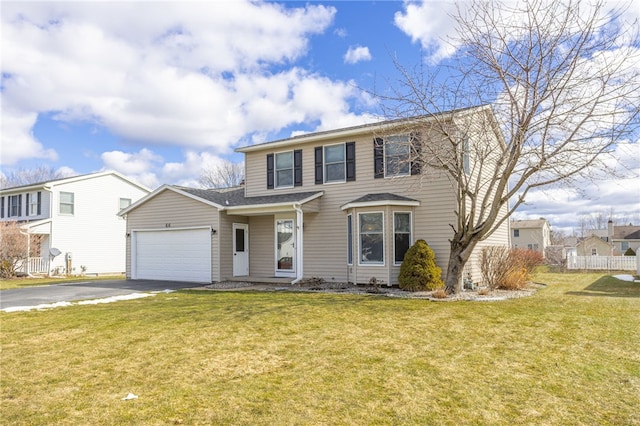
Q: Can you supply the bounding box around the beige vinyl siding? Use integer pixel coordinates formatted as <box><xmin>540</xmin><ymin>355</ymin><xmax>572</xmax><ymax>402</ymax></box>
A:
<box><xmin>243</xmin><ymin>132</ymin><xmax>459</xmax><ymax>284</ymax></box>
<box><xmin>247</xmin><ymin>215</ymin><xmax>275</xmax><ymax>277</ymax></box>
<box><xmin>125</xmin><ymin>190</ymin><xmax>220</xmax><ymax>281</ymax></box>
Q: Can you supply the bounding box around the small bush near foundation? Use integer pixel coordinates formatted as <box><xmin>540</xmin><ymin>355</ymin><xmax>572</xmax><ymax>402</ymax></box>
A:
<box><xmin>398</xmin><ymin>239</ymin><xmax>444</xmax><ymax>292</ymax></box>
<box><xmin>511</xmin><ymin>248</ymin><xmax>544</xmax><ymax>274</ymax></box>
<box><xmin>624</xmin><ymin>247</ymin><xmax>636</xmax><ymax>256</ymax></box>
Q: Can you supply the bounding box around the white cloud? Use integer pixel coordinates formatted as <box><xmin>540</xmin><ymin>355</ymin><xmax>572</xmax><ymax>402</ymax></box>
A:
<box><xmin>344</xmin><ymin>46</ymin><xmax>372</xmax><ymax>64</ymax></box>
<box><xmin>1</xmin><ymin>1</ymin><xmax>371</xmax><ymax>167</ymax></box>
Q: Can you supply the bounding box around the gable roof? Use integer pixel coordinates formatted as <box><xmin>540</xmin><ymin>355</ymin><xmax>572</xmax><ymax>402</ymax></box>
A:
<box><xmin>0</xmin><ymin>170</ymin><xmax>149</xmax><ymax>194</ymax></box>
<box><xmin>236</xmin><ymin>105</ymin><xmax>494</xmax><ymax>153</ymax></box>
<box><xmin>623</xmin><ymin>229</ymin><xmax>640</xmax><ymax>240</ymax></box>
<box><xmin>511</xmin><ymin>219</ymin><xmax>549</xmax><ymax>229</ymax></box>
<box><xmin>612</xmin><ymin>225</ymin><xmax>640</xmax><ymax>240</ymax></box>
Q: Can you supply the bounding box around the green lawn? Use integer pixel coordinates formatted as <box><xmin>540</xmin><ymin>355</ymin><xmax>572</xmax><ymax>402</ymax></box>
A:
<box><xmin>2</xmin><ymin>272</ymin><xmax>639</xmax><ymax>425</ymax></box>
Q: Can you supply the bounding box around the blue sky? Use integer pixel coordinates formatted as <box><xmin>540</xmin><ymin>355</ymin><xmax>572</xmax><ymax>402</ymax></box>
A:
<box><xmin>1</xmin><ymin>0</ymin><xmax>639</xmax><ymax>233</ymax></box>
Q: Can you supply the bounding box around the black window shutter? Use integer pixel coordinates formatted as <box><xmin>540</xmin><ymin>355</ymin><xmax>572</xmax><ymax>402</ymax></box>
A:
<box><xmin>314</xmin><ymin>147</ymin><xmax>323</xmax><ymax>184</ymax></box>
<box><xmin>1</xmin><ymin>196</ymin><xmax>4</xmax><ymax>218</ymax></box>
<box><xmin>266</xmin><ymin>154</ymin><xmax>274</xmax><ymax>189</ymax></box>
<box><xmin>374</xmin><ymin>138</ymin><xmax>384</xmax><ymax>179</ymax></box>
<box><xmin>410</xmin><ymin>132</ymin><xmax>422</xmax><ymax>175</ymax></box>
<box><xmin>37</xmin><ymin>191</ymin><xmax>42</xmax><ymax>215</ymax></box>
<box><xmin>294</xmin><ymin>149</ymin><xmax>303</xmax><ymax>187</ymax></box>
<box><xmin>346</xmin><ymin>142</ymin><xmax>356</xmax><ymax>181</ymax></box>
<box><xmin>18</xmin><ymin>194</ymin><xmax>22</xmax><ymax>217</ymax></box>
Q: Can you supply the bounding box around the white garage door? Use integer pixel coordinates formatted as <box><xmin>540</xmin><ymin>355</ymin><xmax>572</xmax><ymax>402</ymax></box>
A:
<box><xmin>133</xmin><ymin>228</ymin><xmax>211</xmax><ymax>282</ymax></box>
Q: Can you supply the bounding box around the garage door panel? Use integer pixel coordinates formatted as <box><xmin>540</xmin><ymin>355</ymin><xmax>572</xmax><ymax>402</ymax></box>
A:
<box><xmin>134</xmin><ymin>229</ymin><xmax>211</xmax><ymax>282</ymax></box>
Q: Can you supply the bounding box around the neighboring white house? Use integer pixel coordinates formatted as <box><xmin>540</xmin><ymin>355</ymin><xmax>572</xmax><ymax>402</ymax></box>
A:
<box><xmin>0</xmin><ymin>171</ymin><xmax>150</xmax><ymax>275</ymax></box>
<box><xmin>510</xmin><ymin>218</ymin><xmax>551</xmax><ymax>257</ymax></box>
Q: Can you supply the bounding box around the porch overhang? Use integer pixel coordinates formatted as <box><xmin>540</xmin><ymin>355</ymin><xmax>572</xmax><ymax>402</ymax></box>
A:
<box><xmin>225</xmin><ymin>191</ymin><xmax>323</xmax><ymax>216</ymax></box>
<box><xmin>19</xmin><ymin>219</ymin><xmax>52</xmax><ymax>235</ymax></box>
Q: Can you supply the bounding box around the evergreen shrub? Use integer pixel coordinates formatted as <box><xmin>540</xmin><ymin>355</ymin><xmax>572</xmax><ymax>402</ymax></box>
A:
<box><xmin>398</xmin><ymin>239</ymin><xmax>444</xmax><ymax>291</ymax></box>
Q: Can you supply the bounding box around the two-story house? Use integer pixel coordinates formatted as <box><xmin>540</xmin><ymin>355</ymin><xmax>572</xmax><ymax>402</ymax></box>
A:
<box><xmin>510</xmin><ymin>218</ymin><xmax>551</xmax><ymax>257</ymax></box>
<box><xmin>0</xmin><ymin>171</ymin><xmax>150</xmax><ymax>275</ymax></box>
<box><xmin>120</xmin><ymin>106</ymin><xmax>510</xmax><ymax>285</ymax></box>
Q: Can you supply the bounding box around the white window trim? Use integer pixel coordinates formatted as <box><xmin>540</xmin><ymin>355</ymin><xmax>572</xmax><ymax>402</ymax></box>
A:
<box><xmin>393</xmin><ymin>211</ymin><xmax>412</xmax><ymax>266</ymax></box>
<box><xmin>384</xmin><ymin>134</ymin><xmax>411</xmax><ymax>178</ymax></box>
<box><xmin>358</xmin><ymin>211</ymin><xmax>385</xmax><ymax>266</ymax></box>
<box><xmin>28</xmin><ymin>191</ymin><xmax>39</xmax><ymax>216</ymax></box>
<box><xmin>347</xmin><ymin>214</ymin><xmax>353</xmax><ymax>265</ymax></box>
<box><xmin>274</xmin><ymin>150</ymin><xmax>294</xmax><ymax>189</ymax></box>
<box><xmin>324</xmin><ymin>142</ymin><xmax>346</xmax><ymax>184</ymax></box>
<box><xmin>59</xmin><ymin>191</ymin><xmax>75</xmax><ymax>215</ymax></box>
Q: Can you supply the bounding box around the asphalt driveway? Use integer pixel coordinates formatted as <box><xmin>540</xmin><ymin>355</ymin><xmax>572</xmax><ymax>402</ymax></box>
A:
<box><xmin>0</xmin><ymin>279</ymin><xmax>202</xmax><ymax>310</ymax></box>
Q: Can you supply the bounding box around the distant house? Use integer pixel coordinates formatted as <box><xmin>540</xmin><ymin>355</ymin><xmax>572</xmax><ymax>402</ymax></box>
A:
<box><xmin>0</xmin><ymin>171</ymin><xmax>150</xmax><ymax>275</ymax></box>
<box><xmin>606</xmin><ymin>221</ymin><xmax>640</xmax><ymax>255</ymax></box>
<box><xmin>510</xmin><ymin>219</ymin><xmax>551</xmax><ymax>257</ymax></box>
<box><xmin>120</xmin><ymin>107</ymin><xmax>510</xmax><ymax>285</ymax></box>
<box><xmin>576</xmin><ymin>235</ymin><xmax>614</xmax><ymax>256</ymax></box>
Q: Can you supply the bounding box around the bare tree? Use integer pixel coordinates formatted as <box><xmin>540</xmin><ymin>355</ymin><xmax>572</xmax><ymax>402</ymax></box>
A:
<box><xmin>0</xmin><ymin>166</ymin><xmax>66</xmax><ymax>189</ymax></box>
<box><xmin>0</xmin><ymin>221</ymin><xmax>42</xmax><ymax>278</ymax></box>
<box><xmin>197</xmin><ymin>161</ymin><xmax>244</xmax><ymax>189</ymax></box>
<box><xmin>377</xmin><ymin>0</ymin><xmax>639</xmax><ymax>293</ymax></box>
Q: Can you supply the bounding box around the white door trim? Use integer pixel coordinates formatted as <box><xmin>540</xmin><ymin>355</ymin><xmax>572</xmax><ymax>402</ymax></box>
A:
<box><xmin>232</xmin><ymin>223</ymin><xmax>249</xmax><ymax>276</ymax></box>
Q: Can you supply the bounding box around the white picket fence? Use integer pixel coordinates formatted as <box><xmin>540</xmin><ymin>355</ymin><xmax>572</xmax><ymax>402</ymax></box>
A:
<box><xmin>566</xmin><ymin>255</ymin><xmax>637</xmax><ymax>271</ymax></box>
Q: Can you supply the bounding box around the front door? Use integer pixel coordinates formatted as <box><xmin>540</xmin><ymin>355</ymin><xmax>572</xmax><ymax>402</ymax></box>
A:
<box><xmin>233</xmin><ymin>223</ymin><xmax>249</xmax><ymax>276</ymax></box>
<box><xmin>275</xmin><ymin>218</ymin><xmax>295</xmax><ymax>277</ymax></box>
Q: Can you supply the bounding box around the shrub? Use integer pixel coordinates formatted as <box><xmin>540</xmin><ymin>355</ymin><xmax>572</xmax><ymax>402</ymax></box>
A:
<box><xmin>624</xmin><ymin>247</ymin><xmax>636</xmax><ymax>256</ymax></box>
<box><xmin>398</xmin><ymin>239</ymin><xmax>444</xmax><ymax>291</ymax></box>
<box><xmin>481</xmin><ymin>246</ymin><xmax>539</xmax><ymax>290</ymax></box>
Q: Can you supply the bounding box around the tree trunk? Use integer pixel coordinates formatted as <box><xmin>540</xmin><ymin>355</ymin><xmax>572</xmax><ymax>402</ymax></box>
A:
<box><xmin>444</xmin><ymin>235</ymin><xmax>476</xmax><ymax>294</ymax></box>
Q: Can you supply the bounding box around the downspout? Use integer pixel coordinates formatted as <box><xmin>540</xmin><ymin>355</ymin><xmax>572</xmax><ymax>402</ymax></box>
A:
<box><xmin>291</xmin><ymin>203</ymin><xmax>304</xmax><ymax>285</ymax></box>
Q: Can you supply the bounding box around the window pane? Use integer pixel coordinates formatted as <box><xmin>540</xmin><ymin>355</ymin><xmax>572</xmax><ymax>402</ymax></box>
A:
<box><xmin>275</xmin><ymin>152</ymin><xmax>293</xmax><ymax>168</ymax></box>
<box><xmin>276</xmin><ymin>170</ymin><xmax>293</xmax><ymax>187</ymax></box>
<box><xmin>360</xmin><ymin>213</ymin><xmax>382</xmax><ymax>233</ymax></box>
<box><xmin>395</xmin><ymin>234</ymin><xmax>410</xmax><ymax>263</ymax></box>
<box><xmin>325</xmin><ymin>163</ymin><xmax>345</xmax><ymax>182</ymax></box>
<box><xmin>235</xmin><ymin>228</ymin><xmax>245</xmax><ymax>252</ymax></box>
<box><xmin>361</xmin><ymin>234</ymin><xmax>383</xmax><ymax>263</ymax></box>
<box><xmin>394</xmin><ymin>213</ymin><xmax>411</xmax><ymax>233</ymax></box>
<box><xmin>325</xmin><ymin>144</ymin><xmax>345</xmax><ymax>163</ymax></box>
<box><xmin>385</xmin><ymin>135</ymin><xmax>411</xmax><ymax>176</ymax></box>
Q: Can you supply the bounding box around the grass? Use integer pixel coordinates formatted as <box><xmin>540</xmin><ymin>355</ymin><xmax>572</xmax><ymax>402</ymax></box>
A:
<box><xmin>1</xmin><ymin>272</ymin><xmax>639</xmax><ymax>425</ymax></box>
<box><xmin>0</xmin><ymin>274</ymin><xmax>125</xmax><ymax>291</ymax></box>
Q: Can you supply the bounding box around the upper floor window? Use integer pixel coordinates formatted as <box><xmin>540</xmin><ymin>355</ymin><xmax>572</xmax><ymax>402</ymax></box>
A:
<box><xmin>266</xmin><ymin>150</ymin><xmax>302</xmax><ymax>189</ymax></box>
<box><xmin>315</xmin><ymin>142</ymin><xmax>356</xmax><ymax>184</ymax></box>
<box><xmin>394</xmin><ymin>212</ymin><xmax>412</xmax><ymax>264</ymax></box>
<box><xmin>374</xmin><ymin>134</ymin><xmax>421</xmax><ymax>178</ymax></box>
<box><xmin>8</xmin><ymin>195</ymin><xmax>21</xmax><ymax>217</ymax></box>
<box><xmin>513</xmin><ymin>229</ymin><xmax>520</xmax><ymax>237</ymax></box>
<box><xmin>60</xmin><ymin>192</ymin><xmax>74</xmax><ymax>215</ymax></box>
<box><xmin>27</xmin><ymin>191</ymin><xmax>41</xmax><ymax>216</ymax></box>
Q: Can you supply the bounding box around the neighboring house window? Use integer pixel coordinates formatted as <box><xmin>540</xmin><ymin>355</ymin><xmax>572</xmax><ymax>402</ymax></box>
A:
<box><xmin>359</xmin><ymin>212</ymin><xmax>384</xmax><ymax>264</ymax></box>
<box><xmin>266</xmin><ymin>150</ymin><xmax>302</xmax><ymax>189</ymax></box>
<box><xmin>347</xmin><ymin>214</ymin><xmax>353</xmax><ymax>265</ymax></box>
<box><xmin>315</xmin><ymin>142</ymin><xmax>356</xmax><ymax>184</ymax></box>
<box><xmin>59</xmin><ymin>192</ymin><xmax>74</xmax><ymax>215</ymax></box>
<box><xmin>513</xmin><ymin>229</ymin><xmax>520</xmax><ymax>237</ymax></box>
<box><xmin>119</xmin><ymin>198</ymin><xmax>132</xmax><ymax>210</ymax></box>
<box><xmin>591</xmin><ymin>248</ymin><xmax>597</xmax><ymax>256</ymax></box>
<box><xmin>27</xmin><ymin>191</ymin><xmax>41</xmax><ymax>216</ymax></box>
<box><xmin>8</xmin><ymin>195</ymin><xmax>21</xmax><ymax>217</ymax></box>
<box><xmin>621</xmin><ymin>242</ymin><xmax>629</xmax><ymax>251</ymax></box>
<box><xmin>527</xmin><ymin>244</ymin><xmax>539</xmax><ymax>251</ymax></box>
<box><xmin>374</xmin><ymin>134</ymin><xmax>421</xmax><ymax>178</ymax></box>
<box><xmin>394</xmin><ymin>212</ymin><xmax>412</xmax><ymax>265</ymax></box>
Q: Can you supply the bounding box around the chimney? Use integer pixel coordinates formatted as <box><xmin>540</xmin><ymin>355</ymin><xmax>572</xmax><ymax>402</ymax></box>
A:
<box><xmin>607</xmin><ymin>220</ymin><xmax>614</xmax><ymax>242</ymax></box>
